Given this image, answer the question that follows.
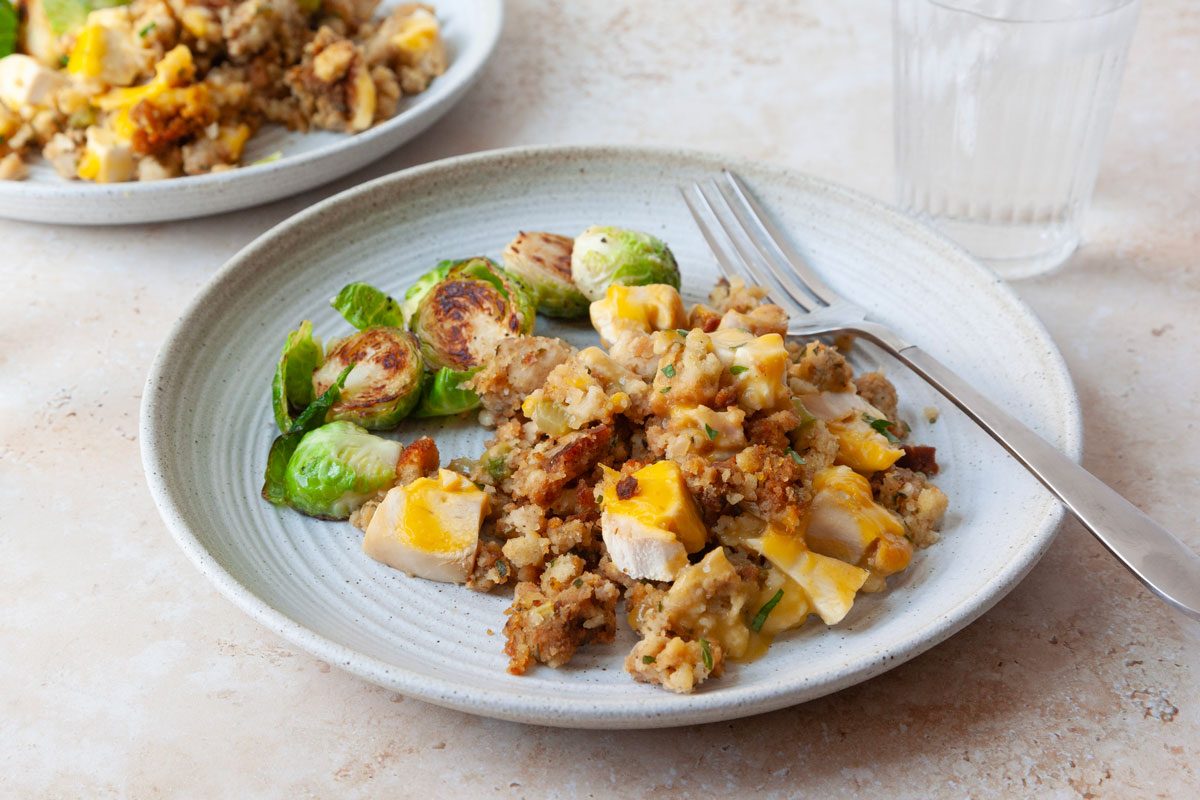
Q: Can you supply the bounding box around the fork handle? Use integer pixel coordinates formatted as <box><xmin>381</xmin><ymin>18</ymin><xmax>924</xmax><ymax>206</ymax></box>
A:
<box><xmin>888</xmin><ymin>342</ymin><xmax>1200</xmax><ymax>620</ymax></box>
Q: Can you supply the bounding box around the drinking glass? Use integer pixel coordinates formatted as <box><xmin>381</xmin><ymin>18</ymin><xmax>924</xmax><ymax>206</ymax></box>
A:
<box><xmin>893</xmin><ymin>0</ymin><xmax>1140</xmax><ymax>279</ymax></box>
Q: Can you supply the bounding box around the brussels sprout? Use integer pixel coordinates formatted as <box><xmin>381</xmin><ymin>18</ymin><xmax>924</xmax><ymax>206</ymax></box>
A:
<box><xmin>331</xmin><ymin>282</ymin><xmax>406</xmax><ymax>330</ymax></box>
<box><xmin>312</xmin><ymin>327</ymin><xmax>423</xmax><ymax>430</ymax></box>
<box><xmin>281</xmin><ymin>421</ymin><xmax>403</xmax><ymax>519</ymax></box>
<box><xmin>263</xmin><ymin>363</ymin><xmax>354</xmax><ymax>506</ymax></box>
<box><xmin>411</xmin><ymin>258</ymin><xmax>536</xmax><ymax>371</ymax></box>
<box><xmin>445</xmin><ymin>256</ymin><xmax>537</xmax><ymax>325</ymax></box>
<box><xmin>412</xmin><ymin>367</ymin><xmax>481</xmax><ymax>418</ymax></box>
<box><xmin>502</xmin><ymin>232</ymin><xmax>589</xmax><ymax>319</ymax></box>
<box><xmin>570</xmin><ymin>226</ymin><xmax>681</xmax><ymax>301</ymax></box>
<box><xmin>400</xmin><ymin>260</ymin><xmax>453</xmax><ymax>325</ymax></box>
<box><xmin>272</xmin><ymin>320</ymin><xmax>324</xmax><ymax>433</ymax></box>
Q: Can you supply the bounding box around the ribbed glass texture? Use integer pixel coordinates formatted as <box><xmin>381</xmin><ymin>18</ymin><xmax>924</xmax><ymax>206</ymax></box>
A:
<box><xmin>894</xmin><ymin>0</ymin><xmax>1140</xmax><ymax>278</ymax></box>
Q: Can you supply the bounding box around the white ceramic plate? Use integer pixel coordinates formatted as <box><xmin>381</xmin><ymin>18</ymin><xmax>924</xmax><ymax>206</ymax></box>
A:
<box><xmin>0</xmin><ymin>0</ymin><xmax>501</xmax><ymax>225</ymax></box>
<box><xmin>141</xmin><ymin>146</ymin><xmax>1082</xmax><ymax>729</ymax></box>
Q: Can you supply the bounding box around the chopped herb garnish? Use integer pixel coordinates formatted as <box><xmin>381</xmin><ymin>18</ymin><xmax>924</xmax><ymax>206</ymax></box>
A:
<box><xmin>573</xmin><ymin>578</ymin><xmax>583</xmax><ymax>588</ymax></box>
<box><xmin>786</xmin><ymin>447</ymin><xmax>806</xmax><ymax>465</ymax></box>
<box><xmin>642</xmin><ymin>655</ymin><xmax>656</xmax><ymax>664</ymax></box>
<box><xmin>58</xmin><ymin>54</ymin><xmax>69</xmax><ymax>67</ymax></box>
<box><xmin>751</xmin><ymin>589</ymin><xmax>785</xmax><ymax>632</ymax></box>
<box><xmin>704</xmin><ymin>423</ymin><xmax>719</xmax><ymax>441</ymax></box>
<box><xmin>661</xmin><ymin>364</ymin><xmax>677</xmax><ymax>378</ymax></box>
<box><xmin>495</xmin><ymin>561</ymin><xmax>507</xmax><ymax>577</ymax></box>
<box><xmin>138</xmin><ymin>22</ymin><xmax>157</xmax><ymax>37</ymax></box>
<box><xmin>675</xmin><ymin>329</ymin><xmax>689</xmax><ymax>337</ymax></box>
<box><xmin>656</xmin><ymin>601</ymin><xmax>663</xmax><ymax>612</ymax></box>
<box><xmin>729</xmin><ymin>365</ymin><xmax>749</xmax><ymax>375</ymax></box>
<box><xmin>864</xmin><ymin>414</ymin><xmax>901</xmax><ymax>444</ymax></box>
<box><xmin>660</xmin><ymin>385</ymin><xmax>672</xmax><ymax>394</ymax></box>
<box><xmin>699</xmin><ymin>638</ymin><xmax>713</xmax><ymax>671</ymax></box>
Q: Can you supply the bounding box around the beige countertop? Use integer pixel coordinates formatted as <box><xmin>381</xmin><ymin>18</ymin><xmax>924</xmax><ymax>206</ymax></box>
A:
<box><xmin>2</xmin><ymin>1</ymin><xmax>1197</xmax><ymax>797</ymax></box>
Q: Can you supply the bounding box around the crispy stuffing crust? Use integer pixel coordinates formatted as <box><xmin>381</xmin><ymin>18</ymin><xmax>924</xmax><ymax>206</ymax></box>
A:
<box><xmin>503</xmin><ymin>556</ymin><xmax>620</xmax><ymax>674</ymax></box>
<box><xmin>354</xmin><ymin>276</ymin><xmax>948</xmax><ymax>691</ymax></box>
<box><xmin>872</xmin><ymin>466</ymin><xmax>949</xmax><ymax>547</ymax></box>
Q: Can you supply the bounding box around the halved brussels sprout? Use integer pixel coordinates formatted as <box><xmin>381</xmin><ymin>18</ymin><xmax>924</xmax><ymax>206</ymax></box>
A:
<box><xmin>410</xmin><ymin>258</ymin><xmax>535</xmax><ymax>371</ymax></box>
<box><xmin>312</xmin><ymin>327</ymin><xmax>423</xmax><ymax>430</ymax></box>
<box><xmin>570</xmin><ymin>226</ymin><xmax>681</xmax><ymax>301</ymax></box>
<box><xmin>446</xmin><ymin>256</ymin><xmax>537</xmax><ymax>321</ymax></box>
<box><xmin>502</xmin><ymin>232</ymin><xmax>589</xmax><ymax>319</ymax></box>
<box><xmin>400</xmin><ymin>260</ymin><xmax>453</xmax><ymax>325</ymax></box>
<box><xmin>263</xmin><ymin>364</ymin><xmax>355</xmax><ymax>506</ymax></box>
<box><xmin>412</xmin><ymin>367</ymin><xmax>481</xmax><ymax>418</ymax></box>
<box><xmin>281</xmin><ymin>421</ymin><xmax>403</xmax><ymax>519</ymax></box>
<box><xmin>272</xmin><ymin>320</ymin><xmax>324</xmax><ymax>433</ymax></box>
<box><xmin>331</xmin><ymin>282</ymin><xmax>406</xmax><ymax>330</ymax></box>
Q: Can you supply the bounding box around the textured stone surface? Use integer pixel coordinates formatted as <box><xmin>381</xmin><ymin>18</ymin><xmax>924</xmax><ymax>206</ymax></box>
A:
<box><xmin>1</xmin><ymin>1</ymin><xmax>1196</xmax><ymax>797</ymax></box>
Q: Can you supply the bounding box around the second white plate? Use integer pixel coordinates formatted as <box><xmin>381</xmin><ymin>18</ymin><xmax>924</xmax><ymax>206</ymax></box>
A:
<box><xmin>141</xmin><ymin>145</ymin><xmax>1082</xmax><ymax>728</ymax></box>
<box><xmin>0</xmin><ymin>0</ymin><xmax>501</xmax><ymax>225</ymax></box>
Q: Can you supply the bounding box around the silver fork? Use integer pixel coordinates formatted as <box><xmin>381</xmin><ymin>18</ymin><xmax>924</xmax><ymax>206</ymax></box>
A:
<box><xmin>682</xmin><ymin>170</ymin><xmax>1200</xmax><ymax>621</ymax></box>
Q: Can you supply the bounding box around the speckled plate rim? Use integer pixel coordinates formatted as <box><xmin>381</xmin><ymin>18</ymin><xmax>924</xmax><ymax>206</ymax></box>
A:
<box><xmin>140</xmin><ymin>144</ymin><xmax>1083</xmax><ymax>729</ymax></box>
<box><xmin>0</xmin><ymin>0</ymin><xmax>502</xmax><ymax>225</ymax></box>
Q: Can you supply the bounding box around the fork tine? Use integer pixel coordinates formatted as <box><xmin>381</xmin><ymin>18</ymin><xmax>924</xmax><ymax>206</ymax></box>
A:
<box><xmin>700</xmin><ymin>179</ymin><xmax>825</xmax><ymax>314</ymax></box>
<box><xmin>693</xmin><ymin>181</ymin><xmax>818</xmax><ymax>315</ymax></box>
<box><xmin>679</xmin><ymin>186</ymin><xmax>740</xmax><ymax>282</ymax></box>
<box><xmin>721</xmin><ymin>170</ymin><xmax>844</xmax><ymax>307</ymax></box>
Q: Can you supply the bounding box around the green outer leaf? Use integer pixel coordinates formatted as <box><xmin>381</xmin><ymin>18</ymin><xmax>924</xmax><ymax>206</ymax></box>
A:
<box><xmin>449</xmin><ymin>257</ymin><xmax>510</xmax><ymax>297</ymax></box>
<box><xmin>750</xmin><ymin>589</ymin><xmax>785</xmax><ymax>633</ymax></box>
<box><xmin>281</xmin><ymin>420</ymin><xmax>401</xmax><ymax>519</ymax></box>
<box><xmin>43</xmin><ymin>0</ymin><xmax>129</xmax><ymax>36</ymax></box>
<box><xmin>331</xmin><ymin>282</ymin><xmax>406</xmax><ymax>330</ymax></box>
<box><xmin>503</xmin><ymin>249</ymin><xmax>589</xmax><ymax>319</ymax></box>
<box><xmin>261</xmin><ymin>364</ymin><xmax>355</xmax><ymax>508</ymax></box>
<box><xmin>400</xmin><ymin>261</ymin><xmax>453</xmax><ymax>325</ymax></box>
<box><xmin>272</xmin><ymin>321</ymin><xmax>323</xmax><ymax>433</ymax></box>
<box><xmin>0</xmin><ymin>1</ymin><xmax>17</xmax><ymax>59</ymax></box>
<box><xmin>412</xmin><ymin>367</ymin><xmax>481</xmax><ymax>418</ymax></box>
<box><xmin>292</xmin><ymin>363</ymin><xmax>354</xmax><ymax>434</ymax></box>
<box><xmin>261</xmin><ymin>431</ymin><xmax>304</xmax><ymax>505</ymax></box>
<box><xmin>446</xmin><ymin>257</ymin><xmax>537</xmax><ymax>334</ymax></box>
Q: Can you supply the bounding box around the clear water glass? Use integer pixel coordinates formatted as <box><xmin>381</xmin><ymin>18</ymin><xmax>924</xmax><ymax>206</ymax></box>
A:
<box><xmin>893</xmin><ymin>0</ymin><xmax>1140</xmax><ymax>279</ymax></box>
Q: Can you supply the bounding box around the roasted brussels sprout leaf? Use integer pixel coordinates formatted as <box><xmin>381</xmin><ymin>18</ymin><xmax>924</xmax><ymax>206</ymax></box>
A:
<box><xmin>272</xmin><ymin>320</ymin><xmax>324</xmax><ymax>433</ymax></box>
<box><xmin>502</xmin><ymin>232</ymin><xmax>589</xmax><ymax>319</ymax></box>
<box><xmin>261</xmin><ymin>431</ymin><xmax>304</xmax><ymax>506</ymax></box>
<box><xmin>411</xmin><ymin>259</ymin><xmax>535</xmax><ymax>370</ymax></box>
<box><xmin>331</xmin><ymin>282</ymin><xmax>405</xmax><ymax>330</ymax></box>
<box><xmin>412</xmin><ymin>367</ymin><xmax>481</xmax><ymax>418</ymax></box>
<box><xmin>312</xmin><ymin>327</ymin><xmax>423</xmax><ymax>430</ymax></box>
<box><xmin>570</xmin><ymin>226</ymin><xmax>681</xmax><ymax>301</ymax></box>
<box><xmin>281</xmin><ymin>421</ymin><xmax>403</xmax><ymax>519</ymax></box>
<box><xmin>400</xmin><ymin>260</ymin><xmax>453</xmax><ymax>325</ymax></box>
<box><xmin>290</xmin><ymin>362</ymin><xmax>354</xmax><ymax>434</ymax></box>
<box><xmin>446</xmin><ymin>257</ymin><xmax>536</xmax><ymax>322</ymax></box>
<box><xmin>263</xmin><ymin>363</ymin><xmax>353</xmax><ymax>506</ymax></box>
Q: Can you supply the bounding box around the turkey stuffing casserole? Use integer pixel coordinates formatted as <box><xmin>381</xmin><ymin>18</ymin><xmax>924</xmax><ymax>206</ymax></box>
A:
<box><xmin>0</xmin><ymin>0</ymin><xmax>445</xmax><ymax>181</ymax></box>
<box><xmin>261</xmin><ymin>226</ymin><xmax>949</xmax><ymax>694</ymax></box>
